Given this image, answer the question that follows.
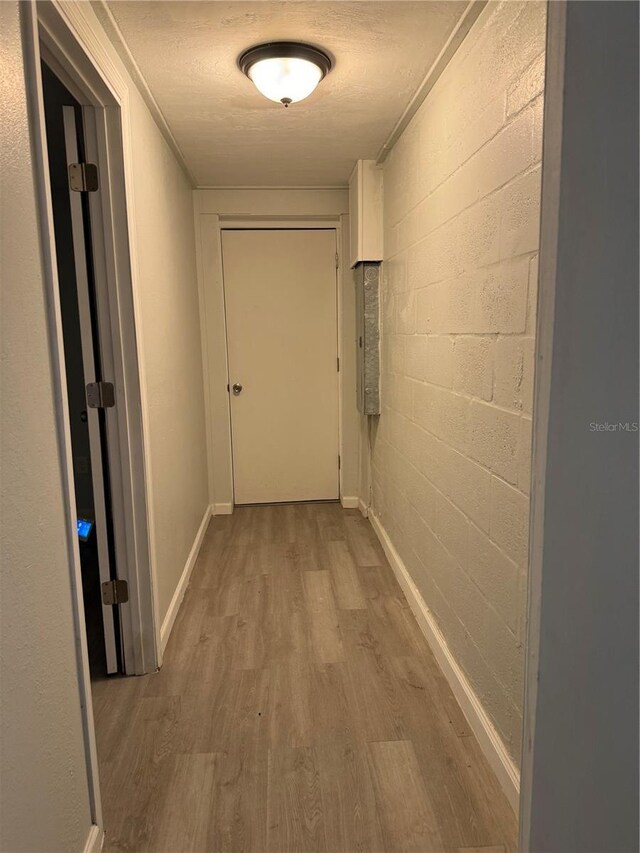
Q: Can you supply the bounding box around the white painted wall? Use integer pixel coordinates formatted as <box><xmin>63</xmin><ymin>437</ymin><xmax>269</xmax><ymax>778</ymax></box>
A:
<box><xmin>193</xmin><ymin>188</ymin><xmax>360</xmax><ymax>509</ymax></box>
<box><xmin>371</xmin><ymin>0</ymin><xmax>546</xmax><ymax>764</ymax></box>
<box><xmin>127</xmin><ymin>85</ymin><xmax>208</xmax><ymax>626</ymax></box>
<box><xmin>0</xmin><ymin>3</ymin><xmax>93</xmax><ymax>849</ymax></box>
<box><xmin>521</xmin><ymin>2</ymin><xmax>639</xmax><ymax>849</ymax></box>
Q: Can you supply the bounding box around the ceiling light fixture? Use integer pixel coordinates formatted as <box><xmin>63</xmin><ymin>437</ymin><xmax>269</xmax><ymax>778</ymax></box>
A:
<box><xmin>238</xmin><ymin>42</ymin><xmax>332</xmax><ymax>107</ymax></box>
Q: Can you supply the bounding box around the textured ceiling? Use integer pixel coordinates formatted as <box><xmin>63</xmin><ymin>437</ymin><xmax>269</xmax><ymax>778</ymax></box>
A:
<box><xmin>102</xmin><ymin>1</ymin><xmax>468</xmax><ymax>187</ymax></box>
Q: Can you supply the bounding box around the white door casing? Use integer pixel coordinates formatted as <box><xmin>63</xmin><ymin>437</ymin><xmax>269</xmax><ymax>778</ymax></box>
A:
<box><xmin>222</xmin><ymin>229</ymin><xmax>340</xmax><ymax>504</ymax></box>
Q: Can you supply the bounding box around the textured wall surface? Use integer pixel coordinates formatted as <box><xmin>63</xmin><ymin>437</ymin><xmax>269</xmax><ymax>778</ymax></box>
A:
<box><xmin>372</xmin><ymin>0</ymin><xmax>546</xmax><ymax>762</ymax></box>
<box><xmin>0</xmin><ymin>3</ymin><xmax>93</xmax><ymax>850</ymax></box>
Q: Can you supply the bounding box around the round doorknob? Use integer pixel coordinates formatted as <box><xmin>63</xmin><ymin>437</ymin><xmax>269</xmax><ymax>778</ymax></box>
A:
<box><xmin>232</xmin><ymin>383</ymin><xmax>243</xmax><ymax>395</ymax></box>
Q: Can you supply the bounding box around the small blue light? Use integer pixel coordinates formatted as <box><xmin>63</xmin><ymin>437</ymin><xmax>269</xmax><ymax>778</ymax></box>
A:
<box><xmin>77</xmin><ymin>519</ymin><xmax>94</xmax><ymax>541</ymax></box>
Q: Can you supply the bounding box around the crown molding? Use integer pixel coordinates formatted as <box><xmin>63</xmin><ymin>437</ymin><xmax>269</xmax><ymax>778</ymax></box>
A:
<box><xmin>89</xmin><ymin>0</ymin><xmax>196</xmax><ymax>186</ymax></box>
<box><xmin>376</xmin><ymin>0</ymin><xmax>488</xmax><ymax>164</ymax></box>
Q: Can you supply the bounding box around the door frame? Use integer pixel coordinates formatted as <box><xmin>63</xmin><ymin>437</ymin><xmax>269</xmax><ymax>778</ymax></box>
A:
<box><xmin>22</xmin><ymin>0</ymin><xmax>159</xmax><ymax>834</ymax></box>
<box><xmin>59</xmin><ymin>101</ymin><xmax>120</xmax><ymax>673</ymax></box>
<box><xmin>221</xmin><ymin>225</ymin><xmax>341</xmax><ymax>505</ymax></box>
<box><xmin>205</xmin><ymin>215</ymin><xmax>350</xmax><ymax>510</ymax></box>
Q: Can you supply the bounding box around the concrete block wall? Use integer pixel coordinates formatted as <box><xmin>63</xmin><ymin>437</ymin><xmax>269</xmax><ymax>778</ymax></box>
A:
<box><xmin>372</xmin><ymin>0</ymin><xmax>546</xmax><ymax>763</ymax></box>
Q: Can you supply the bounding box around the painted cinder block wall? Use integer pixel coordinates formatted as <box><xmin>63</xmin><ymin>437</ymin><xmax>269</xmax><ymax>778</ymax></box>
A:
<box><xmin>371</xmin><ymin>0</ymin><xmax>546</xmax><ymax>762</ymax></box>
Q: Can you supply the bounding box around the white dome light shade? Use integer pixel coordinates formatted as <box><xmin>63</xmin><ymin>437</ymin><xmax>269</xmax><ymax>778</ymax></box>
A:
<box><xmin>239</xmin><ymin>42</ymin><xmax>332</xmax><ymax>107</ymax></box>
<box><xmin>248</xmin><ymin>57</ymin><xmax>323</xmax><ymax>105</ymax></box>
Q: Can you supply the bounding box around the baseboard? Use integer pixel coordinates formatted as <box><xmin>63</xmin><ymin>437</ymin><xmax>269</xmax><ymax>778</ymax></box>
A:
<box><xmin>369</xmin><ymin>511</ymin><xmax>521</xmax><ymax>813</ymax></box>
<box><xmin>212</xmin><ymin>502</ymin><xmax>234</xmax><ymax>515</ymax></box>
<box><xmin>160</xmin><ymin>505</ymin><xmax>211</xmax><ymax>654</ymax></box>
<box><xmin>340</xmin><ymin>496</ymin><xmax>359</xmax><ymax>509</ymax></box>
<box><xmin>83</xmin><ymin>824</ymin><xmax>104</xmax><ymax>853</ymax></box>
<box><xmin>358</xmin><ymin>498</ymin><xmax>369</xmax><ymax>518</ymax></box>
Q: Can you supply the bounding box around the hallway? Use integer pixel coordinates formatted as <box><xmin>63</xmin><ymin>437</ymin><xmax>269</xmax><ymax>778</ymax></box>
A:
<box><xmin>93</xmin><ymin>503</ymin><xmax>516</xmax><ymax>852</ymax></box>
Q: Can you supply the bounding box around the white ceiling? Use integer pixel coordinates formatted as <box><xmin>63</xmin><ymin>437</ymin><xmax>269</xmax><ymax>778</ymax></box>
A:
<box><xmin>100</xmin><ymin>1</ymin><xmax>468</xmax><ymax>187</ymax></box>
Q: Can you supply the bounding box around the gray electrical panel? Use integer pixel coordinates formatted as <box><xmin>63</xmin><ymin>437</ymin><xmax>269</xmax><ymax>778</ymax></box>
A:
<box><xmin>354</xmin><ymin>261</ymin><xmax>381</xmax><ymax>415</ymax></box>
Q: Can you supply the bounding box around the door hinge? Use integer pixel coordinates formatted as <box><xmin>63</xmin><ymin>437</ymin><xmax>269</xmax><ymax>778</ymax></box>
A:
<box><xmin>69</xmin><ymin>162</ymin><xmax>99</xmax><ymax>192</ymax></box>
<box><xmin>337</xmin><ymin>357</ymin><xmax>340</xmax><ymax>372</ymax></box>
<box><xmin>86</xmin><ymin>381</ymin><xmax>115</xmax><ymax>409</ymax></box>
<box><xmin>338</xmin><ymin>454</ymin><xmax>341</xmax><ymax>470</ymax></box>
<box><xmin>102</xmin><ymin>579</ymin><xmax>129</xmax><ymax>605</ymax></box>
<box><xmin>335</xmin><ymin>252</ymin><xmax>339</xmax><ymax>269</ymax></box>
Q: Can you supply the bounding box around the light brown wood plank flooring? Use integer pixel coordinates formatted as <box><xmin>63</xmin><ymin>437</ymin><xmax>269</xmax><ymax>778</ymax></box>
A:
<box><xmin>93</xmin><ymin>502</ymin><xmax>517</xmax><ymax>853</ymax></box>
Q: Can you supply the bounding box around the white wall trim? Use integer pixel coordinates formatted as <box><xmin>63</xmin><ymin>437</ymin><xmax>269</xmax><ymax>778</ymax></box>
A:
<box><xmin>358</xmin><ymin>498</ymin><xmax>369</xmax><ymax>518</ymax></box>
<box><xmin>519</xmin><ymin>2</ymin><xmax>565</xmax><ymax>841</ymax></box>
<box><xmin>369</xmin><ymin>510</ymin><xmax>520</xmax><ymax>812</ymax></box>
<box><xmin>219</xmin><ymin>216</ymin><xmax>340</xmax><ymax>226</ymax></box>
<box><xmin>83</xmin><ymin>825</ymin><xmax>104</xmax><ymax>853</ymax></box>
<box><xmin>159</xmin><ymin>505</ymin><xmax>211</xmax><ymax>654</ymax></box>
<box><xmin>212</xmin><ymin>502</ymin><xmax>234</xmax><ymax>516</ymax></box>
<box><xmin>340</xmin><ymin>496</ymin><xmax>359</xmax><ymax>509</ymax></box>
<box><xmin>198</xmin><ymin>185</ymin><xmax>349</xmax><ymax>191</ymax></box>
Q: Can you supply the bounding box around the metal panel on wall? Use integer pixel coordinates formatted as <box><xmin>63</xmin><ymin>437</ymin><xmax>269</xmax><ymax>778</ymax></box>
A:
<box><xmin>354</xmin><ymin>261</ymin><xmax>380</xmax><ymax>415</ymax></box>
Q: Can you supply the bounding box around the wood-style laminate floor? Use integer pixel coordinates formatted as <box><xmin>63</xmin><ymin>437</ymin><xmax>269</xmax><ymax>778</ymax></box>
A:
<box><xmin>93</xmin><ymin>502</ymin><xmax>517</xmax><ymax>853</ymax></box>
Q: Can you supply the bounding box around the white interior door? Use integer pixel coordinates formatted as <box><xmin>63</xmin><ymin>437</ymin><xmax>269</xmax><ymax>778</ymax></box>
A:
<box><xmin>63</xmin><ymin>106</ymin><xmax>119</xmax><ymax>673</ymax></box>
<box><xmin>222</xmin><ymin>229</ymin><xmax>340</xmax><ymax>504</ymax></box>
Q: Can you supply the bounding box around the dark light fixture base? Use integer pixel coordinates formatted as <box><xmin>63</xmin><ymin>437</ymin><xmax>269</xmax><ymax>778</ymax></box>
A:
<box><xmin>238</xmin><ymin>41</ymin><xmax>333</xmax><ymax>80</ymax></box>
